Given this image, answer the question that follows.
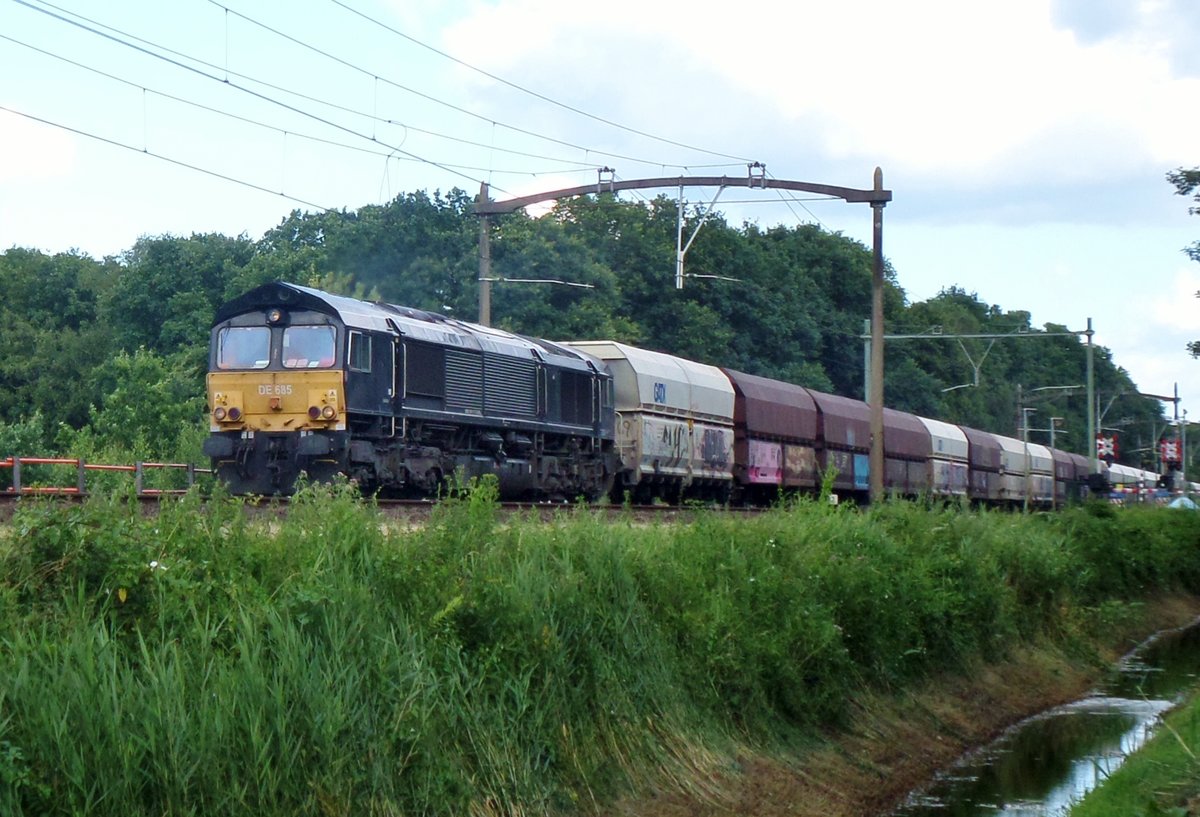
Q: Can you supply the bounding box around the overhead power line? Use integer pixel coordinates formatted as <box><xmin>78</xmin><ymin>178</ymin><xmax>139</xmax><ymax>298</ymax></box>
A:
<box><xmin>324</xmin><ymin>0</ymin><xmax>753</xmax><ymax>164</ymax></box>
<box><xmin>0</xmin><ymin>31</ymin><xmax>608</xmax><ymax>179</ymax></box>
<box><xmin>23</xmin><ymin>0</ymin><xmax>741</xmax><ymax>177</ymax></box>
<box><xmin>0</xmin><ymin>103</ymin><xmax>333</xmax><ymax>211</ymax></box>
<box><xmin>206</xmin><ymin>0</ymin><xmax>748</xmax><ymax>171</ymax></box>
<box><xmin>13</xmin><ymin>0</ymin><xmax>495</xmax><ymax>192</ymax></box>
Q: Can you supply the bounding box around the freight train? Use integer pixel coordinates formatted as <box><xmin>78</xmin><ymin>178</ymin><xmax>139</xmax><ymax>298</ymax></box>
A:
<box><xmin>203</xmin><ymin>282</ymin><xmax>1147</xmax><ymax>505</ymax></box>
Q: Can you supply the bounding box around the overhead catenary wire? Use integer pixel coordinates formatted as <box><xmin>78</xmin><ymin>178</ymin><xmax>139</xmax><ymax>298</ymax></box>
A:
<box><xmin>22</xmin><ymin>0</ymin><xmax>745</xmax><ymax>176</ymax></box>
<box><xmin>766</xmin><ymin>169</ymin><xmax>829</xmax><ymax>229</ymax></box>
<box><xmin>0</xmin><ymin>102</ymin><xmax>333</xmax><ymax>211</ymax></box>
<box><xmin>8</xmin><ymin>0</ymin><xmax>798</xmax><ymax>232</ymax></box>
<box><xmin>11</xmin><ymin>0</ymin><xmax>503</xmax><ymax>194</ymax></box>
<box><xmin>0</xmin><ymin>31</ymin><xmax>608</xmax><ymax>180</ymax></box>
<box><xmin>324</xmin><ymin>0</ymin><xmax>754</xmax><ymax>164</ymax></box>
<box><xmin>204</xmin><ymin>0</ymin><xmax>751</xmax><ymax>172</ymax></box>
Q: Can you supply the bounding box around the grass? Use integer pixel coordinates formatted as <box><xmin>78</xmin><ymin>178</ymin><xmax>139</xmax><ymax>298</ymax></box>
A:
<box><xmin>0</xmin><ymin>483</ymin><xmax>1197</xmax><ymax>815</ymax></box>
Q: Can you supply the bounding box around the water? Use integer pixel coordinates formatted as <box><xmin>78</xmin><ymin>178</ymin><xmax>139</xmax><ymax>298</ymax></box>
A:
<box><xmin>890</xmin><ymin>621</ymin><xmax>1200</xmax><ymax>817</ymax></box>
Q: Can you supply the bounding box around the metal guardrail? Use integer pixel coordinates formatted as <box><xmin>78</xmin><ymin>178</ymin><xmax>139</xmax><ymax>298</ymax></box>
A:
<box><xmin>0</xmin><ymin>456</ymin><xmax>213</xmax><ymax>497</ymax></box>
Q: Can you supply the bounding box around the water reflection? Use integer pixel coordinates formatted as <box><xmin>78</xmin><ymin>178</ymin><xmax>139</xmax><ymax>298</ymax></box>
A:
<box><xmin>891</xmin><ymin>621</ymin><xmax>1200</xmax><ymax>817</ymax></box>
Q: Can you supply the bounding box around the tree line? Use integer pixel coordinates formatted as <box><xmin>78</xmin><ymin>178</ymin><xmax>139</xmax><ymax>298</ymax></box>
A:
<box><xmin>0</xmin><ymin>188</ymin><xmax>1169</xmax><ymax>469</ymax></box>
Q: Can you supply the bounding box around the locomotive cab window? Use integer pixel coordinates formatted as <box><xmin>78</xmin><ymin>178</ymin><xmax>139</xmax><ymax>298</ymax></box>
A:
<box><xmin>282</xmin><ymin>325</ymin><xmax>336</xmax><ymax>369</ymax></box>
<box><xmin>348</xmin><ymin>331</ymin><xmax>372</xmax><ymax>372</ymax></box>
<box><xmin>216</xmin><ymin>326</ymin><xmax>270</xmax><ymax>370</ymax></box>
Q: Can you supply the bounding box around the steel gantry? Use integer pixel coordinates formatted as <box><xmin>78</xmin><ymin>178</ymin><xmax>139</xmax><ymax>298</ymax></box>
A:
<box><xmin>474</xmin><ymin>166</ymin><xmax>893</xmax><ymax>500</ymax></box>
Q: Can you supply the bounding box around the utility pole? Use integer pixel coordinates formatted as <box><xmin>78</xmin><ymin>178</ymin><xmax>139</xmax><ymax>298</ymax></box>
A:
<box><xmin>477</xmin><ymin>182</ymin><xmax>492</xmax><ymax>326</ymax></box>
<box><xmin>1021</xmin><ymin>406</ymin><xmax>1036</xmax><ymax>513</ymax></box>
<box><xmin>1086</xmin><ymin>318</ymin><xmax>1096</xmax><ymax>475</ymax></box>
<box><xmin>868</xmin><ymin>168</ymin><xmax>886</xmax><ymax>503</ymax></box>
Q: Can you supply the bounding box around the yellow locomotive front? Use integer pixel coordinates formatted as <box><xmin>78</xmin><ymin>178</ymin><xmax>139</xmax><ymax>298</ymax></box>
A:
<box><xmin>204</xmin><ymin>309</ymin><xmax>349</xmax><ymax>494</ymax></box>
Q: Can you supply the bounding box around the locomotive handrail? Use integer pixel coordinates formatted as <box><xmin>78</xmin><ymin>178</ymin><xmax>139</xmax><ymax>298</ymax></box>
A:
<box><xmin>0</xmin><ymin>456</ymin><xmax>213</xmax><ymax>497</ymax></box>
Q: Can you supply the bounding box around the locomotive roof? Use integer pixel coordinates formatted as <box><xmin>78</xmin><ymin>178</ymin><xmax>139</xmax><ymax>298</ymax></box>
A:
<box><xmin>213</xmin><ymin>281</ymin><xmax>607</xmax><ymax>371</ymax></box>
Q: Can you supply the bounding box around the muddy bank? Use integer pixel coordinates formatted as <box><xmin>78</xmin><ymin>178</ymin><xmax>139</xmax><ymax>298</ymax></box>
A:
<box><xmin>613</xmin><ymin>595</ymin><xmax>1200</xmax><ymax>817</ymax></box>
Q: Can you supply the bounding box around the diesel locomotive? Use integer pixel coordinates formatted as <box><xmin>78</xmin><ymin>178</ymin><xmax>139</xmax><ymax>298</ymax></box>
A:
<box><xmin>203</xmin><ymin>282</ymin><xmax>617</xmax><ymax>498</ymax></box>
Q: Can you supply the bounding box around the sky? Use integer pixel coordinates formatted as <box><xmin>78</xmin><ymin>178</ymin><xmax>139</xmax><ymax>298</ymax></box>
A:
<box><xmin>1</xmin><ymin>0</ymin><xmax>1197</xmax><ymax>433</ymax></box>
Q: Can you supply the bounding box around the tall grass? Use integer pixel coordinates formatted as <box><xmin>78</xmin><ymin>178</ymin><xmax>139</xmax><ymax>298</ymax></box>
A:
<box><xmin>0</xmin><ymin>486</ymin><xmax>1197</xmax><ymax>815</ymax></box>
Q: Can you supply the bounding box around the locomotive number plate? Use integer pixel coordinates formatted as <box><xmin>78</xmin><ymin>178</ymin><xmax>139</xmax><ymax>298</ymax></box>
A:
<box><xmin>257</xmin><ymin>384</ymin><xmax>293</xmax><ymax>396</ymax></box>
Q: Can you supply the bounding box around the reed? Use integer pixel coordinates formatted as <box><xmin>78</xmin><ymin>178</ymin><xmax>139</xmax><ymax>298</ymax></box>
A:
<box><xmin>0</xmin><ymin>485</ymin><xmax>1197</xmax><ymax>815</ymax></box>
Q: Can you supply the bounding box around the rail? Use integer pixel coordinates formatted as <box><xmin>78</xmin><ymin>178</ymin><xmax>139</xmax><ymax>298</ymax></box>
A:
<box><xmin>0</xmin><ymin>456</ymin><xmax>212</xmax><ymax>497</ymax></box>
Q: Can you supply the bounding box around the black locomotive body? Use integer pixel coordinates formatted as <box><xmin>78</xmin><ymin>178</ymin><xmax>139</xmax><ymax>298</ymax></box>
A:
<box><xmin>203</xmin><ymin>282</ymin><xmax>617</xmax><ymax>499</ymax></box>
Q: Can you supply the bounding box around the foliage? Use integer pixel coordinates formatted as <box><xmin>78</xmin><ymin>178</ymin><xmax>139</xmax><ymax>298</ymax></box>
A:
<box><xmin>0</xmin><ymin>186</ymin><xmax>1172</xmax><ymax>468</ymax></box>
<box><xmin>0</xmin><ymin>415</ymin><xmax>52</xmax><ymax>490</ymax></box>
<box><xmin>1167</xmin><ymin>167</ymin><xmax>1200</xmax><ymax>358</ymax></box>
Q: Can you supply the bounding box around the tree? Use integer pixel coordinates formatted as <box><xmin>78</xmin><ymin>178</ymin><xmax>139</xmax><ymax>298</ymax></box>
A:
<box><xmin>0</xmin><ymin>249</ymin><xmax>116</xmax><ymax>428</ymax></box>
<box><xmin>101</xmin><ymin>233</ymin><xmax>256</xmax><ymax>360</ymax></box>
<box><xmin>1167</xmin><ymin>167</ymin><xmax>1200</xmax><ymax>357</ymax></box>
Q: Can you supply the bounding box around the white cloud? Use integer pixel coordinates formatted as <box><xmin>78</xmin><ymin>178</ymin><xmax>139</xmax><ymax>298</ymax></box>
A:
<box><xmin>446</xmin><ymin>0</ymin><xmax>1200</xmax><ymax>187</ymax></box>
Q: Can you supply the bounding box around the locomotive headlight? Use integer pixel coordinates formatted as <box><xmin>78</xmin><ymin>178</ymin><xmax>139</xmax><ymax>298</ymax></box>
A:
<box><xmin>209</xmin><ymin>389</ymin><xmax>243</xmax><ymax>425</ymax></box>
<box><xmin>307</xmin><ymin>388</ymin><xmax>339</xmax><ymax>424</ymax></box>
<box><xmin>267</xmin><ymin>308</ymin><xmax>284</xmax><ymax>324</ymax></box>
